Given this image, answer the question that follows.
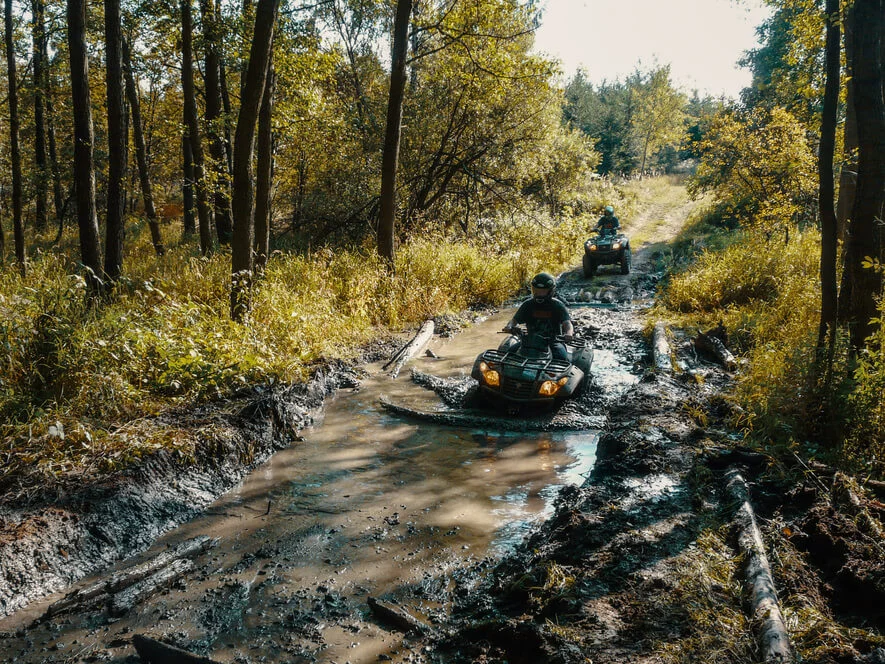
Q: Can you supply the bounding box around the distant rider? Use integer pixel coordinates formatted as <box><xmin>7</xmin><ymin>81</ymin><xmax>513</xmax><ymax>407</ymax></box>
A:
<box><xmin>502</xmin><ymin>272</ymin><xmax>574</xmax><ymax>361</ymax></box>
<box><xmin>596</xmin><ymin>205</ymin><xmax>620</xmax><ymax>233</ymax></box>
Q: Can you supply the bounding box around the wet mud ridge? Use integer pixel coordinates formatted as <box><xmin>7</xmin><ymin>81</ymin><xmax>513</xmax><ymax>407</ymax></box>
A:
<box><xmin>430</xmin><ymin>351</ymin><xmax>885</xmax><ymax>661</ymax></box>
<box><xmin>433</xmin><ymin>361</ymin><xmax>731</xmax><ymax>663</ymax></box>
<box><xmin>0</xmin><ymin>364</ymin><xmax>359</xmax><ymax>619</ymax></box>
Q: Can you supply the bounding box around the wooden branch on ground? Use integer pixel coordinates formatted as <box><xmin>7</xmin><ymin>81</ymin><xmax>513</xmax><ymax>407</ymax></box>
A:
<box><xmin>807</xmin><ymin>460</ymin><xmax>885</xmax><ymax>500</ymax></box>
<box><xmin>652</xmin><ymin>322</ymin><xmax>672</xmax><ymax>371</ymax></box>
<box><xmin>694</xmin><ymin>329</ymin><xmax>736</xmax><ymax>370</ymax></box>
<box><xmin>110</xmin><ymin>558</ymin><xmax>194</xmax><ymax>616</ymax></box>
<box><xmin>367</xmin><ymin>596</ymin><xmax>430</xmax><ymax>634</ymax></box>
<box><xmin>132</xmin><ymin>634</ymin><xmax>221</xmax><ymax>664</ymax></box>
<box><xmin>381</xmin><ymin>338</ymin><xmax>412</xmax><ymax>370</ymax></box>
<box><xmin>43</xmin><ymin>536</ymin><xmax>215</xmax><ymax>620</ymax></box>
<box><xmin>726</xmin><ymin>468</ymin><xmax>794</xmax><ymax>663</ymax></box>
<box><xmin>389</xmin><ymin>320</ymin><xmax>435</xmax><ymax>378</ymax></box>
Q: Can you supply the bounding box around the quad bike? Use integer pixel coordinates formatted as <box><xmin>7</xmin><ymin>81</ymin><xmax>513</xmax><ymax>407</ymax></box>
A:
<box><xmin>470</xmin><ymin>327</ymin><xmax>593</xmax><ymax>409</ymax></box>
<box><xmin>583</xmin><ymin>227</ymin><xmax>631</xmax><ymax>277</ymax></box>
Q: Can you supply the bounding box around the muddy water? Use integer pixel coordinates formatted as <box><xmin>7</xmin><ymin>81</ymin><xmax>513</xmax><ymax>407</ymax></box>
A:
<box><xmin>0</xmin><ymin>308</ymin><xmax>638</xmax><ymax>664</ymax></box>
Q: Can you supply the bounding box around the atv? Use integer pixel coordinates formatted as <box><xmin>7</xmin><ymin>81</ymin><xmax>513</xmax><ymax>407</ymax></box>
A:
<box><xmin>583</xmin><ymin>227</ymin><xmax>631</xmax><ymax>277</ymax></box>
<box><xmin>470</xmin><ymin>328</ymin><xmax>593</xmax><ymax>410</ymax></box>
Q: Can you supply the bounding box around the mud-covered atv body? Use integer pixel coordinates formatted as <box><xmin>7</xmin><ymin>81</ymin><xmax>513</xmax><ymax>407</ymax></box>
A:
<box><xmin>471</xmin><ymin>330</ymin><xmax>593</xmax><ymax>408</ymax></box>
<box><xmin>583</xmin><ymin>228</ymin><xmax>631</xmax><ymax>276</ymax></box>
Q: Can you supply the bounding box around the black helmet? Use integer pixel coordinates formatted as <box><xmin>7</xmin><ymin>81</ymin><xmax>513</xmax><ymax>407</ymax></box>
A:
<box><xmin>531</xmin><ymin>272</ymin><xmax>556</xmax><ymax>289</ymax></box>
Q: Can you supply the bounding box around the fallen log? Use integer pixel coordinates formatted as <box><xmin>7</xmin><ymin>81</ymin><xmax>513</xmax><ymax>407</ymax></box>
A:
<box><xmin>43</xmin><ymin>536</ymin><xmax>215</xmax><ymax>619</ymax></box>
<box><xmin>132</xmin><ymin>634</ymin><xmax>220</xmax><ymax>664</ymax></box>
<box><xmin>831</xmin><ymin>472</ymin><xmax>885</xmax><ymax>544</ymax></box>
<box><xmin>389</xmin><ymin>320</ymin><xmax>435</xmax><ymax>379</ymax></box>
<box><xmin>652</xmin><ymin>322</ymin><xmax>672</xmax><ymax>372</ymax></box>
<box><xmin>694</xmin><ymin>329</ymin><xmax>736</xmax><ymax>370</ymax></box>
<box><xmin>367</xmin><ymin>596</ymin><xmax>430</xmax><ymax>634</ymax></box>
<box><xmin>110</xmin><ymin>557</ymin><xmax>194</xmax><ymax>616</ymax></box>
<box><xmin>379</xmin><ymin>397</ymin><xmax>605</xmax><ymax>432</ymax></box>
<box><xmin>703</xmin><ymin>446</ymin><xmax>770</xmax><ymax>471</ymax></box>
<box><xmin>726</xmin><ymin>469</ymin><xmax>794</xmax><ymax>663</ymax></box>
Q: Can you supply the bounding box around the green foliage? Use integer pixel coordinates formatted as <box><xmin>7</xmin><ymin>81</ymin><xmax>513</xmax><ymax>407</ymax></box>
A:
<box><xmin>564</xmin><ymin>65</ymin><xmax>696</xmax><ymax>177</ymax></box>
<box><xmin>658</xmin><ymin>230</ymin><xmax>822</xmax><ymax>443</ymax></box>
<box><xmin>740</xmin><ymin>0</ymin><xmax>827</xmax><ymax>129</ymax></box>
<box><xmin>658</xmin><ymin>225</ymin><xmax>885</xmax><ymax>473</ymax></box>
<box><xmin>688</xmin><ymin>107</ymin><xmax>817</xmax><ymax>234</ymax></box>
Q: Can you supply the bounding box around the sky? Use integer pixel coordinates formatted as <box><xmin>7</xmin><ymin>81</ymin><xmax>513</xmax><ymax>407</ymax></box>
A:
<box><xmin>533</xmin><ymin>0</ymin><xmax>774</xmax><ymax>98</ymax></box>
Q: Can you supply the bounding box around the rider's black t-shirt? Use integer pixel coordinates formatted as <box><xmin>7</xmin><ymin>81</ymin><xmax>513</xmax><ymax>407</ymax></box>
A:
<box><xmin>597</xmin><ymin>215</ymin><xmax>620</xmax><ymax>231</ymax></box>
<box><xmin>512</xmin><ymin>297</ymin><xmax>570</xmax><ymax>341</ymax></box>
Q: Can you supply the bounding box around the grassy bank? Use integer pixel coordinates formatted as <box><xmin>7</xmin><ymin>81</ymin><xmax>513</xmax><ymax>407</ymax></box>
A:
<box><xmin>0</xmin><ymin>186</ymin><xmax>632</xmax><ymax>493</ymax></box>
<box><xmin>654</xmin><ymin>218</ymin><xmax>885</xmax><ymax>476</ymax></box>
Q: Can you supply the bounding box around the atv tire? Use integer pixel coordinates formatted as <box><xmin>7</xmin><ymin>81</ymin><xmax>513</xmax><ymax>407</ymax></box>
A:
<box><xmin>583</xmin><ymin>254</ymin><xmax>597</xmax><ymax>277</ymax></box>
<box><xmin>620</xmin><ymin>248</ymin><xmax>631</xmax><ymax>275</ymax></box>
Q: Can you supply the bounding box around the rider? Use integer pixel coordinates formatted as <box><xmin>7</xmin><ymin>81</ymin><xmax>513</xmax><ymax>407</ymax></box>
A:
<box><xmin>596</xmin><ymin>205</ymin><xmax>620</xmax><ymax>233</ymax></box>
<box><xmin>502</xmin><ymin>272</ymin><xmax>574</xmax><ymax>361</ymax></box>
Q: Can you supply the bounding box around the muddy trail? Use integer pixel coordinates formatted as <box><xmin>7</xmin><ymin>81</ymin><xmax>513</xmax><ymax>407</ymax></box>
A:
<box><xmin>3</xmin><ymin>180</ymin><xmax>884</xmax><ymax>663</ymax></box>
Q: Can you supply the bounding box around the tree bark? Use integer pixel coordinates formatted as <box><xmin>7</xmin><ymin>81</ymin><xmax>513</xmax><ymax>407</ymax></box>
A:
<box><xmin>31</xmin><ymin>0</ymin><xmax>48</xmax><ymax>232</ymax></box>
<box><xmin>253</xmin><ymin>61</ymin><xmax>274</xmax><ymax>273</ymax></box>
<box><xmin>845</xmin><ymin>0</ymin><xmax>885</xmax><ymax>349</ymax></box>
<box><xmin>836</xmin><ymin>5</ymin><xmax>858</xmax><ymax>240</ymax></box>
<box><xmin>230</xmin><ymin>0</ymin><xmax>279</xmax><ymax>321</ymax></box>
<box><xmin>5</xmin><ymin>0</ymin><xmax>25</xmax><ymax>275</ymax></box>
<box><xmin>104</xmin><ymin>0</ymin><xmax>126</xmax><ymax>281</ymax></box>
<box><xmin>726</xmin><ymin>469</ymin><xmax>795</xmax><ymax>663</ymax></box>
<box><xmin>67</xmin><ymin>0</ymin><xmax>103</xmax><ymax>288</ymax></box>
<box><xmin>377</xmin><ymin>0</ymin><xmax>412</xmax><ymax>264</ymax></box>
<box><xmin>123</xmin><ymin>38</ymin><xmax>165</xmax><ymax>255</ymax></box>
<box><xmin>219</xmin><ymin>56</ymin><xmax>234</xmax><ymax>176</ymax></box>
<box><xmin>46</xmin><ymin>68</ymin><xmax>64</xmax><ymax>228</ymax></box>
<box><xmin>817</xmin><ymin>0</ymin><xmax>840</xmax><ymax>351</ymax></box>
<box><xmin>181</xmin><ymin>0</ymin><xmax>213</xmax><ymax>254</ymax></box>
<box><xmin>182</xmin><ymin>134</ymin><xmax>196</xmax><ymax>237</ymax></box>
<box><xmin>201</xmin><ymin>0</ymin><xmax>233</xmax><ymax>244</ymax></box>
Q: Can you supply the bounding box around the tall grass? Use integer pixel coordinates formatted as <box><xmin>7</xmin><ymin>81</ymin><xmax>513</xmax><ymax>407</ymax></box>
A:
<box><xmin>0</xmin><ymin>201</ymin><xmax>630</xmax><ymax>487</ymax></box>
<box><xmin>657</xmin><ymin>226</ymin><xmax>885</xmax><ymax>473</ymax></box>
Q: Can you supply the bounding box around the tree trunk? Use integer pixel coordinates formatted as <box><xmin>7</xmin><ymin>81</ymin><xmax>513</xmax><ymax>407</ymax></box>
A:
<box><xmin>182</xmin><ymin>134</ymin><xmax>196</xmax><ymax>236</ymax></box>
<box><xmin>377</xmin><ymin>0</ymin><xmax>412</xmax><ymax>264</ymax></box>
<box><xmin>31</xmin><ymin>0</ymin><xmax>48</xmax><ymax>232</ymax></box>
<box><xmin>845</xmin><ymin>0</ymin><xmax>885</xmax><ymax>349</ymax></box>
<box><xmin>253</xmin><ymin>62</ymin><xmax>274</xmax><ymax>274</ymax></box>
<box><xmin>836</xmin><ymin>5</ymin><xmax>858</xmax><ymax>240</ymax></box>
<box><xmin>67</xmin><ymin>0</ymin><xmax>103</xmax><ymax>288</ymax></box>
<box><xmin>181</xmin><ymin>0</ymin><xmax>213</xmax><ymax>254</ymax></box>
<box><xmin>46</xmin><ymin>69</ymin><xmax>65</xmax><ymax>228</ymax></box>
<box><xmin>201</xmin><ymin>0</ymin><xmax>233</xmax><ymax>244</ymax></box>
<box><xmin>817</xmin><ymin>0</ymin><xmax>840</xmax><ymax>352</ymax></box>
<box><xmin>5</xmin><ymin>0</ymin><xmax>25</xmax><ymax>275</ymax></box>
<box><xmin>230</xmin><ymin>0</ymin><xmax>278</xmax><ymax>320</ymax></box>
<box><xmin>123</xmin><ymin>38</ymin><xmax>165</xmax><ymax>255</ymax></box>
<box><xmin>104</xmin><ymin>0</ymin><xmax>125</xmax><ymax>281</ymax></box>
<box><xmin>219</xmin><ymin>56</ymin><xmax>234</xmax><ymax>176</ymax></box>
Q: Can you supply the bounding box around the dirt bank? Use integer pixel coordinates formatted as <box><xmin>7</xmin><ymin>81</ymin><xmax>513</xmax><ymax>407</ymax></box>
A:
<box><xmin>0</xmin><ymin>363</ymin><xmax>362</xmax><ymax>618</ymax></box>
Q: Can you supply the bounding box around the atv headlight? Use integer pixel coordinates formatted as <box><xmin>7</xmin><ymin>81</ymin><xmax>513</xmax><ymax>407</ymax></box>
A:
<box><xmin>612</xmin><ymin>242</ymin><xmax>621</xmax><ymax>250</ymax></box>
<box><xmin>589</xmin><ymin>244</ymin><xmax>597</xmax><ymax>251</ymax></box>
<box><xmin>479</xmin><ymin>362</ymin><xmax>500</xmax><ymax>387</ymax></box>
<box><xmin>538</xmin><ymin>376</ymin><xmax>569</xmax><ymax>396</ymax></box>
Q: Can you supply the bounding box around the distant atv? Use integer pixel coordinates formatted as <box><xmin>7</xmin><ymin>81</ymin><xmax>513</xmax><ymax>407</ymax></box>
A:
<box><xmin>470</xmin><ymin>328</ymin><xmax>593</xmax><ymax>410</ymax></box>
<box><xmin>583</xmin><ymin>227</ymin><xmax>631</xmax><ymax>276</ymax></box>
